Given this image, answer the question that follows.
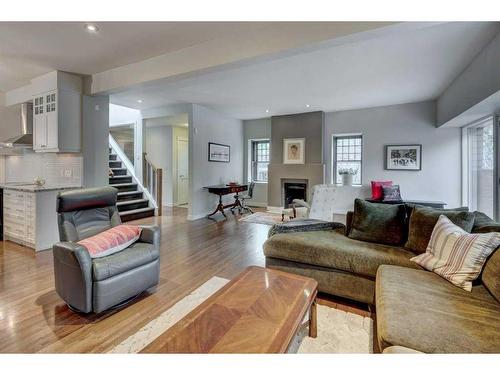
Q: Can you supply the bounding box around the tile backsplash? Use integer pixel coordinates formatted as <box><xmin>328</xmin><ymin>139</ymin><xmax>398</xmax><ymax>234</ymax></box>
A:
<box><xmin>4</xmin><ymin>152</ymin><xmax>82</xmax><ymax>186</ymax></box>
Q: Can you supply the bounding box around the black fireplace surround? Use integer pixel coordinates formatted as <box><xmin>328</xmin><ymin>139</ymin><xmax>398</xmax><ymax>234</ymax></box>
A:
<box><xmin>283</xmin><ymin>182</ymin><xmax>307</xmax><ymax>208</ymax></box>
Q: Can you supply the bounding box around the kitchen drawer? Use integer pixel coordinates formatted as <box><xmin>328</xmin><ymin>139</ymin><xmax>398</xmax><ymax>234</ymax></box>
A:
<box><xmin>2</xmin><ymin>190</ymin><xmax>24</xmax><ymax>198</ymax></box>
<box><xmin>4</xmin><ymin>198</ymin><xmax>25</xmax><ymax>209</ymax></box>
<box><xmin>25</xmin><ymin>218</ymin><xmax>36</xmax><ymax>228</ymax></box>
<box><xmin>4</xmin><ymin>204</ymin><xmax>26</xmax><ymax>214</ymax></box>
<box><xmin>4</xmin><ymin>224</ymin><xmax>26</xmax><ymax>238</ymax></box>
<box><xmin>24</xmin><ymin>202</ymin><xmax>36</xmax><ymax>212</ymax></box>
<box><xmin>4</xmin><ymin>213</ymin><xmax>25</xmax><ymax>226</ymax></box>
<box><xmin>26</xmin><ymin>229</ymin><xmax>36</xmax><ymax>242</ymax></box>
<box><xmin>5</xmin><ymin>191</ymin><xmax>26</xmax><ymax>200</ymax></box>
<box><xmin>24</xmin><ymin>194</ymin><xmax>36</xmax><ymax>204</ymax></box>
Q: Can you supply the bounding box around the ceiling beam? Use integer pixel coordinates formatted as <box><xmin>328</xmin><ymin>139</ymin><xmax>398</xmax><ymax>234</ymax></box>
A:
<box><xmin>91</xmin><ymin>22</ymin><xmax>408</xmax><ymax>95</ymax></box>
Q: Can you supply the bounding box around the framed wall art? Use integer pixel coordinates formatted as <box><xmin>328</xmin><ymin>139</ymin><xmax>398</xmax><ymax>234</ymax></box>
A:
<box><xmin>385</xmin><ymin>144</ymin><xmax>422</xmax><ymax>171</ymax></box>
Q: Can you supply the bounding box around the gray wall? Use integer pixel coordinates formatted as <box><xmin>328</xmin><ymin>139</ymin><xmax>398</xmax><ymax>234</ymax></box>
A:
<box><xmin>243</xmin><ymin>118</ymin><xmax>271</xmax><ymax>207</ymax></box>
<box><xmin>189</xmin><ymin>104</ymin><xmax>243</xmax><ymax>220</ymax></box>
<box><xmin>438</xmin><ymin>30</ymin><xmax>500</xmax><ymax>127</ymax></box>
<box><xmin>145</xmin><ymin>125</ymin><xmax>173</xmax><ymax>206</ymax></box>
<box><xmin>270</xmin><ymin>111</ymin><xmax>324</xmax><ymax>164</ymax></box>
<box><xmin>324</xmin><ymin>101</ymin><xmax>462</xmax><ymax>208</ymax></box>
<box><xmin>268</xmin><ymin>111</ymin><xmax>325</xmax><ymax>207</ymax></box>
<box><xmin>82</xmin><ymin>95</ymin><xmax>109</xmax><ymax>187</ymax></box>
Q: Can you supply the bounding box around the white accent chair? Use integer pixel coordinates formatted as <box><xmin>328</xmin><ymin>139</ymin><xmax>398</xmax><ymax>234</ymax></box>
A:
<box><xmin>283</xmin><ymin>184</ymin><xmax>338</xmax><ymax>221</ymax></box>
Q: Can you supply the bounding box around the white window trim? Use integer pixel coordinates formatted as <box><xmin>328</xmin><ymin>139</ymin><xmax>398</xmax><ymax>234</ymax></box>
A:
<box><xmin>461</xmin><ymin>115</ymin><xmax>496</xmax><ymax>216</ymax></box>
<box><xmin>331</xmin><ymin>133</ymin><xmax>363</xmax><ymax>186</ymax></box>
<box><xmin>247</xmin><ymin>138</ymin><xmax>270</xmax><ymax>184</ymax></box>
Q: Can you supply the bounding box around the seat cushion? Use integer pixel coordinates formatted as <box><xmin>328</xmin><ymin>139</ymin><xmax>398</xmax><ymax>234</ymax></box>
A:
<box><xmin>376</xmin><ymin>265</ymin><xmax>500</xmax><ymax>353</ymax></box>
<box><xmin>264</xmin><ymin>230</ymin><xmax>420</xmax><ymax>278</ymax></box>
<box><xmin>92</xmin><ymin>242</ymin><xmax>159</xmax><ymax>281</ymax></box>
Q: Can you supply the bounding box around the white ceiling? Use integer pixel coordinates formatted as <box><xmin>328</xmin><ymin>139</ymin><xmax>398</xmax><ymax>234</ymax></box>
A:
<box><xmin>109</xmin><ymin>22</ymin><xmax>500</xmax><ymax>119</ymax></box>
<box><xmin>0</xmin><ymin>22</ymin><xmax>271</xmax><ymax>92</ymax></box>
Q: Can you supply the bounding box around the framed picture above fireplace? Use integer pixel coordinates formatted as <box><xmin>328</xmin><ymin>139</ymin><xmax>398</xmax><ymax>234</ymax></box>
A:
<box><xmin>283</xmin><ymin>138</ymin><xmax>305</xmax><ymax>164</ymax></box>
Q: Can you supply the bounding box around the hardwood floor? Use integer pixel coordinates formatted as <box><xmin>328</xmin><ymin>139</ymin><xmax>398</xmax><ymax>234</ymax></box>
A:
<box><xmin>0</xmin><ymin>207</ymin><xmax>371</xmax><ymax>353</ymax></box>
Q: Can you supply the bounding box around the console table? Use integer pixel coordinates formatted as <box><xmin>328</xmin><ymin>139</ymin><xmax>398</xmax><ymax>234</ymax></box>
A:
<box><xmin>365</xmin><ymin>199</ymin><xmax>446</xmax><ymax>209</ymax></box>
<box><xmin>204</xmin><ymin>184</ymin><xmax>248</xmax><ymax>218</ymax></box>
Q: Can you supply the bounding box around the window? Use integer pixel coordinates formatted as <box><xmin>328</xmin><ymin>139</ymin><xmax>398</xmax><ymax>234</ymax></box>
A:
<box><xmin>463</xmin><ymin>118</ymin><xmax>495</xmax><ymax>218</ymax></box>
<box><xmin>333</xmin><ymin>135</ymin><xmax>362</xmax><ymax>185</ymax></box>
<box><xmin>251</xmin><ymin>140</ymin><xmax>270</xmax><ymax>182</ymax></box>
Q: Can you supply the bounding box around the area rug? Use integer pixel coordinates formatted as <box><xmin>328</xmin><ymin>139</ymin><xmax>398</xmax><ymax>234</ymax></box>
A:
<box><xmin>239</xmin><ymin>212</ymin><xmax>289</xmax><ymax>225</ymax></box>
<box><xmin>109</xmin><ymin>276</ymin><xmax>373</xmax><ymax>353</ymax></box>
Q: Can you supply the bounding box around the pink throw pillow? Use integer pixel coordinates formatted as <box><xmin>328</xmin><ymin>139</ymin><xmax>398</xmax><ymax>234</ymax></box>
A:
<box><xmin>371</xmin><ymin>181</ymin><xmax>393</xmax><ymax>200</ymax></box>
<box><xmin>78</xmin><ymin>225</ymin><xmax>142</xmax><ymax>258</ymax></box>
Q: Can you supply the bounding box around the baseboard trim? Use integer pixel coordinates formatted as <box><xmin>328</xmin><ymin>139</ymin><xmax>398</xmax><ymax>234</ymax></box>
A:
<box><xmin>187</xmin><ymin>212</ymin><xmax>209</xmax><ymax>221</ymax></box>
<box><xmin>267</xmin><ymin>206</ymin><xmax>284</xmax><ymax>214</ymax></box>
<box><xmin>246</xmin><ymin>201</ymin><xmax>267</xmax><ymax>208</ymax></box>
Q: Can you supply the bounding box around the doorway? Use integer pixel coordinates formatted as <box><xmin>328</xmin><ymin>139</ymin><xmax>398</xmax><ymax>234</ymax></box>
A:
<box><xmin>176</xmin><ymin>136</ymin><xmax>189</xmax><ymax>206</ymax></box>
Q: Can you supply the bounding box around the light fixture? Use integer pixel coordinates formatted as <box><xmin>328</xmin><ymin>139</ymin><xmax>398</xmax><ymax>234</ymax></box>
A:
<box><xmin>265</xmin><ymin>109</ymin><xmax>270</xmax><ymax>113</ymax></box>
<box><xmin>137</xmin><ymin>99</ymin><xmax>143</xmax><ymax>103</ymax></box>
<box><xmin>305</xmin><ymin>104</ymin><xmax>310</xmax><ymax>108</ymax></box>
<box><xmin>84</xmin><ymin>23</ymin><xmax>99</xmax><ymax>33</ymax></box>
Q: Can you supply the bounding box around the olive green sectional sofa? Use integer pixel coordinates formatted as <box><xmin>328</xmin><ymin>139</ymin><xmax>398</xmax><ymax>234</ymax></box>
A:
<box><xmin>263</xmin><ymin>200</ymin><xmax>500</xmax><ymax>353</ymax></box>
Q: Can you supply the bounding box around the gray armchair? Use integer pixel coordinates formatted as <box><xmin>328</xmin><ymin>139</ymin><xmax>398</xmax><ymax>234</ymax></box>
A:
<box><xmin>53</xmin><ymin>186</ymin><xmax>160</xmax><ymax>314</ymax></box>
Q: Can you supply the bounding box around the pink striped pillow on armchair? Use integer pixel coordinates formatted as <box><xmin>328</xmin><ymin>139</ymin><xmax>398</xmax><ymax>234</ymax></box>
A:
<box><xmin>78</xmin><ymin>225</ymin><xmax>142</xmax><ymax>258</ymax></box>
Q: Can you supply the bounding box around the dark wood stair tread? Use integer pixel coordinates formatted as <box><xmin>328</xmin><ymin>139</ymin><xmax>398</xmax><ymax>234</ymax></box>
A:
<box><xmin>116</xmin><ymin>198</ymin><xmax>149</xmax><ymax>206</ymax></box>
<box><xmin>117</xmin><ymin>190</ymin><xmax>142</xmax><ymax>196</ymax></box>
<box><xmin>119</xmin><ymin>207</ymin><xmax>155</xmax><ymax>221</ymax></box>
<box><xmin>110</xmin><ymin>183</ymin><xmax>137</xmax><ymax>187</ymax></box>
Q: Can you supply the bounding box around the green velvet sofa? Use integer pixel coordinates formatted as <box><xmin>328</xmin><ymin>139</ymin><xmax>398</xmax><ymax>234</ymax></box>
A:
<box><xmin>263</xmin><ymin>205</ymin><xmax>500</xmax><ymax>353</ymax></box>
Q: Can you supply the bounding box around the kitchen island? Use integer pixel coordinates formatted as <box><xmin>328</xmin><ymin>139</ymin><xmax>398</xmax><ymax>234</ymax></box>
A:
<box><xmin>1</xmin><ymin>184</ymin><xmax>81</xmax><ymax>251</ymax></box>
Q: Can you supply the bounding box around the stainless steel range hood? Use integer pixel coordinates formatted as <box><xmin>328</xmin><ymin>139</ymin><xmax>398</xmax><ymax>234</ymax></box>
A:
<box><xmin>0</xmin><ymin>102</ymin><xmax>33</xmax><ymax>148</ymax></box>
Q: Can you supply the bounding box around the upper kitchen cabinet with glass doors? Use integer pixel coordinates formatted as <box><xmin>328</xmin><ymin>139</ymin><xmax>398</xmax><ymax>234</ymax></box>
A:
<box><xmin>32</xmin><ymin>71</ymin><xmax>82</xmax><ymax>153</ymax></box>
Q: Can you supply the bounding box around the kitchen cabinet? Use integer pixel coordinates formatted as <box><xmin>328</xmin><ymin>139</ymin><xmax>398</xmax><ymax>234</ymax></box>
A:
<box><xmin>3</xmin><ymin>189</ymin><xmax>59</xmax><ymax>251</ymax></box>
<box><xmin>32</xmin><ymin>71</ymin><xmax>82</xmax><ymax>153</ymax></box>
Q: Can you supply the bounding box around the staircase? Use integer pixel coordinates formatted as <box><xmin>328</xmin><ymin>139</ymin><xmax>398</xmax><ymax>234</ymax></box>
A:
<box><xmin>108</xmin><ymin>149</ymin><xmax>155</xmax><ymax>222</ymax></box>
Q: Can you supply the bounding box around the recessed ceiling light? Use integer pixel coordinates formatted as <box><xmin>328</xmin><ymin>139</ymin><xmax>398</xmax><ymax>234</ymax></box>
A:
<box><xmin>265</xmin><ymin>109</ymin><xmax>270</xmax><ymax>113</ymax></box>
<box><xmin>137</xmin><ymin>99</ymin><xmax>143</xmax><ymax>103</ymax></box>
<box><xmin>84</xmin><ymin>23</ymin><xmax>99</xmax><ymax>33</ymax></box>
<box><xmin>305</xmin><ymin>104</ymin><xmax>310</xmax><ymax>108</ymax></box>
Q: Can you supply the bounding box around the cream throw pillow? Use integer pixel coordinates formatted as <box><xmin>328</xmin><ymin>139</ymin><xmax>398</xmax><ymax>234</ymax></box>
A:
<box><xmin>411</xmin><ymin>215</ymin><xmax>500</xmax><ymax>291</ymax></box>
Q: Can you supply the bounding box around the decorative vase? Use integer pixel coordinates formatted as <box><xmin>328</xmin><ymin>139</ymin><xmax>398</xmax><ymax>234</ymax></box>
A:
<box><xmin>342</xmin><ymin>174</ymin><xmax>353</xmax><ymax>186</ymax></box>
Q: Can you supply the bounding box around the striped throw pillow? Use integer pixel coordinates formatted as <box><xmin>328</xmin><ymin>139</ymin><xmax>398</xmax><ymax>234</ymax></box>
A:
<box><xmin>78</xmin><ymin>225</ymin><xmax>142</xmax><ymax>258</ymax></box>
<box><xmin>411</xmin><ymin>215</ymin><xmax>500</xmax><ymax>291</ymax></box>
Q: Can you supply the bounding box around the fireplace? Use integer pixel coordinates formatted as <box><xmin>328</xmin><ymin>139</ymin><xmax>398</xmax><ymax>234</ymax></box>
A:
<box><xmin>282</xmin><ymin>179</ymin><xmax>308</xmax><ymax>208</ymax></box>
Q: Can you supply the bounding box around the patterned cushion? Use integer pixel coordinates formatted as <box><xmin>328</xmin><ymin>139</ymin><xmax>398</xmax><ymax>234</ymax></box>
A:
<box><xmin>78</xmin><ymin>224</ymin><xmax>142</xmax><ymax>258</ymax></box>
<box><xmin>411</xmin><ymin>215</ymin><xmax>500</xmax><ymax>291</ymax></box>
<box><xmin>382</xmin><ymin>185</ymin><xmax>402</xmax><ymax>202</ymax></box>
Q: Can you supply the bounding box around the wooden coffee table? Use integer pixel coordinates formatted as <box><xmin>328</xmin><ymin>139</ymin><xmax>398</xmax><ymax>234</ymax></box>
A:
<box><xmin>141</xmin><ymin>266</ymin><xmax>318</xmax><ymax>353</ymax></box>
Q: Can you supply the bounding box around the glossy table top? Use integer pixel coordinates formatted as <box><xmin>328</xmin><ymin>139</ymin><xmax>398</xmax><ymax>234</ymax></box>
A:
<box><xmin>141</xmin><ymin>266</ymin><xmax>318</xmax><ymax>353</ymax></box>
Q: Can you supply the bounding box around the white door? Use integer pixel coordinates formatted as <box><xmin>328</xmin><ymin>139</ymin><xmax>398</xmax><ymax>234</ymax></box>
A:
<box><xmin>177</xmin><ymin>138</ymin><xmax>189</xmax><ymax>205</ymax></box>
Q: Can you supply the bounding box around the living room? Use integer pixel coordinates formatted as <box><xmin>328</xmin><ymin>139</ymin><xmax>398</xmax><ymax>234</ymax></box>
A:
<box><xmin>1</xmin><ymin>1</ymin><xmax>500</xmax><ymax>374</ymax></box>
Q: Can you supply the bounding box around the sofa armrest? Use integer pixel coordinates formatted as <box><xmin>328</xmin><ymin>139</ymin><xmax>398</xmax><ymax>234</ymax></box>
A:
<box><xmin>52</xmin><ymin>242</ymin><xmax>93</xmax><ymax>313</ymax></box>
<box><xmin>345</xmin><ymin>211</ymin><xmax>354</xmax><ymax>236</ymax></box>
<box><xmin>268</xmin><ymin>220</ymin><xmax>345</xmax><ymax>238</ymax></box>
<box><xmin>139</xmin><ymin>225</ymin><xmax>161</xmax><ymax>248</ymax></box>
